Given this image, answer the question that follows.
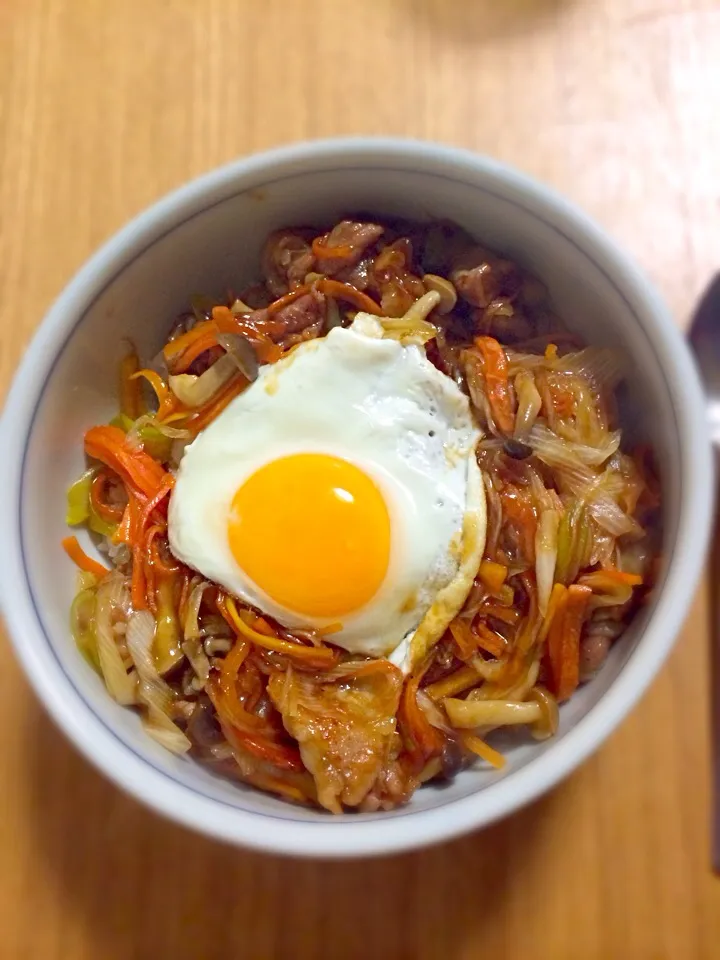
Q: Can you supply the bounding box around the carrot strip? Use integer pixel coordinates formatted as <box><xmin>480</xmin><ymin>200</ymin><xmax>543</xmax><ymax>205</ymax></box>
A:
<box><xmin>548</xmin><ymin>583</ymin><xmax>591</xmax><ymax>702</ymax></box>
<box><xmin>146</xmin><ymin>525</ymin><xmax>180</xmax><ymax>576</ymax></box>
<box><xmin>311</xmin><ymin>236</ymin><xmax>354</xmax><ymax>261</ymax></box>
<box><xmin>171</xmin><ymin>331</ymin><xmax>222</xmax><ymax>374</ymax></box>
<box><xmin>90</xmin><ymin>471</ymin><xmax>124</xmax><ymax>523</ymax></box>
<box><xmin>318</xmin><ymin>278</ymin><xmax>383</xmax><ymax>315</ymax></box>
<box><xmin>139</xmin><ymin>475</ymin><xmax>174</xmax><ymax>531</ymax></box>
<box><xmin>264</xmin><ymin>284</ymin><xmax>312</xmax><ymax>316</ymax></box>
<box><xmin>131</xmin><ymin>544</ymin><xmax>147</xmax><ymax>610</ymax></box>
<box><xmin>185</xmin><ymin>373</ymin><xmax>247</xmax><ymax>434</ymax></box>
<box><xmin>142</xmin><ymin>544</ymin><xmax>157</xmax><ymax>614</ymax></box>
<box><xmin>61</xmin><ymin>536</ymin><xmax>110</xmax><ymax>580</ymax></box>
<box><xmin>537</xmin><ymin>582</ymin><xmax>567</xmax><ymax>647</ymax></box>
<box><xmin>597</xmin><ymin>567</ymin><xmax>643</xmax><ymax>587</ymax></box>
<box><xmin>222</xmin><ymin>596</ymin><xmax>338</xmax><ymax>669</ymax></box>
<box><xmin>84</xmin><ymin>425</ymin><xmax>169</xmax><ymax>499</ymax></box>
<box><xmin>242</xmin><ymin>767</ymin><xmax>315</xmax><ymax>805</ymax></box>
<box><xmin>114</xmin><ymin>505</ymin><xmax>132</xmax><ymax>544</ymax></box>
<box><xmin>478</xmin><ymin>602</ymin><xmax>521</xmax><ymax>626</ymax></box>
<box><xmin>220</xmin><ymin>714</ymin><xmax>305</xmax><ymax>772</ymax></box>
<box><xmin>208</xmin><ymin>640</ymin><xmax>305</xmax><ymax>772</ymax></box>
<box><xmin>460</xmin><ymin>731</ymin><xmax>506</xmax><ymax>769</ymax></box>
<box><xmin>449</xmin><ymin>619</ymin><xmax>478</xmax><ymax>660</ymax></box>
<box><xmin>474</xmin><ymin>336</ymin><xmax>515</xmax><ymax>434</ymax></box>
<box><xmin>450</xmin><ymin>618</ymin><xmax>506</xmax><ymax>661</ymax></box>
<box><xmin>478</xmin><ymin>559</ymin><xmax>508</xmax><ymax>593</ymax></box>
<box><xmin>399</xmin><ymin>661</ymin><xmax>445</xmax><ymax>766</ymax></box>
<box><xmin>474</xmin><ymin>621</ymin><xmax>508</xmax><ymax>659</ymax></box>
<box><xmin>163</xmin><ymin>320</ymin><xmax>216</xmax><ymax>363</ymax></box>
<box><xmin>131</xmin><ymin>369</ymin><xmax>178</xmax><ymax>420</ymax></box>
<box><xmin>425</xmin><ymin>665</ymin><xmax>482</xmax><ymax>701</ymax></box>
<box><xmin>177</xmin><ymin>568</ymin><xmax>193</xmax><ymax>626</ymax></box>
<box><xmin>118</xmin><ymin>350</ymin><xmax>142</xmax><ymax>420</ymax></box>
<box><xmin>500</xmin><ymin>489</ymin><xmax>537</xmax><ymax>562</ymax></box>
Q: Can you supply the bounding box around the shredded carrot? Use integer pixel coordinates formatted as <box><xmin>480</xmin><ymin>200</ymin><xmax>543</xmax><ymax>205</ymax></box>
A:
<box><xmin>399</xmin><ymin>662</ymin><xmax>445</xmax><ymax>766</ymax></box>
<box><xmin>500</xmin><ymin>488</ymin><xmax>537</xmax><ymax>562</ymax></box>
<box><xmin>118</xmin><ymin>350</ymin><xmax>142</xmax><ymax>420</ymax></box>
<box><xmin>449</xmin><ymin>620</ymin><xmax>479</xmax><ymax>660</ymax></box>
<box><xmin>538</xmin><ymin>582</ymin><xmax>567</xmax><ymax>647</ymax></box>
<box><xmin>208</xmin><ymin>641</ymin><xmax>304</xmax><ymax>772</ymax></box>
<box><xmin>146</xmin><ymin>524</ymin><xmax>180</xmax><ymax>576</ymax></box>
<box><xmin>266</xmin><ymin>284</ymin><xmax>312</xmax><ymax>316</ymax></box>
<box><xmin>548</xmin><ymin>380</ymin><xmax>576</xmax><ymax>418</ymax></box>
<box><xmin>318</xmin><ymin>278</ymin><xmax>383</xmax><ymax>315</ymax></box>
<box><xmin>474</xmin><ymin>336</ymin><xmax>515</xmax><ymax>434</ymax></box>
<box><xmin>221</xmin><ymin>716</ymin><xmax>305</xmax><ymax>773</ymax></box>
<box><xmin>478</xmin><ymin>559</ymin><xmax>508</xmax><ymax>593</ymax></box>
<box><xmin>425</xmin><ymin>665</ymin><xmax>482</xmax><ymax>701</ymax></box>
<box><xmin>142</xmin><ymin>544</ymin><xmax>157</xmax><ymax>614</ymax></box>
<box><xmin>61</xmin><ymin>536</ymin><xmax>110</xmax><ymax>580</ymax></box>
<box><xmin>221</xmin><ymin>596</ymin><xmax>338</xmax><ymax>669</ymax></box>
<box><xmin>139</xmin><ymin>475</ymin><xmax>174</xmax><ymax>531</ymax></box>
<box><xmin>90</xmin><ymin>471</ymin><xmax>124</xmax><ymax>523</ymax></box>
<box><xmin>548</xmin><ymin>583</ymin><xmax>591</xmax><ymax>702</ymax></box>
<box><xmin>544</xmin><ymin>343</ymin><xmax>558</xmax><ymax>361</ymax></box>
<box><xmin>332</xmin><ymin>658</ymin><xmax>400</xmax><ymax>680</ymax></box>
<box><xmin>114</xmin><ymin>505</ymin><xmax>132</xmax><ymax>544</ymax></box>
<box><xmin>478</xmin><ymin>601</ymin><xmax>521</xmax><ymax>626</ymax></box>
<box><xmin>177</xmin><ymin>568</ymin><xmax>193</xmax><ymax>626</ymax></box>
<box><xmin>474</xmin><ymin>621</ymin><xmax>508</xmax><ymax>659</ymax></box>
<box><xmin>242</xmin><ymin>767</ymin><xmax>315</xmax><ymax>805</ymax></box>
<box><xmin>211</xmin><ymin>306</ymin><xmax>283</xmax><ymax>363</ymax></box>
<box><xmin>172</xmin><ymin>331</ymin><xmax>222</xmax><ymax>374</ymax></box>
<box><xmin>84</xmin><ymin>425</ymin><xmax>169</xmax><ymax>499</ymax></box>
<box><xmin>131</xmin><ymin>369</ymin><xmax>177</xmax><ymax>420</ymax></box>
<box><xmin>311</xmin><ymin>235</ymin><xmax>354</xmax><ymax>261</ymax></box>
<box><xmin>131</xmin><ymin>543</ymin><xmax>147</xmax><ymax>610</ymax></box>
<box><xmin>185</xmin><ymin>373</ymin><xmax>248</xmax><ymax>434</ymax></box>
<box><xmin>597</xmin><ymin>567</ymin><xmax>643</xmax><ymax>587</ymax></box>
<box><xmin>460</xmin><ymin>731</ymin><xmax>506</xmax><ymax>769</ymax></box>
<box><xmin>163</xmin><ymin>319</ymin><xmax>216</xmax><ymax>363</ymax></box>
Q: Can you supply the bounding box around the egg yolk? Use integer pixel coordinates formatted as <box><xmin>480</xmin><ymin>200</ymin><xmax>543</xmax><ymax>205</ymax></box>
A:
<box><xmin>228</xmin><ymin>453</ymin><xmax>391</xmax><ymax>618</ymax></box>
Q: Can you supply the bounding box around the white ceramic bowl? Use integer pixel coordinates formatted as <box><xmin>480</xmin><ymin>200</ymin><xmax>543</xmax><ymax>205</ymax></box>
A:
<box><xmin>0</xmin><ymin>139</ymin><xmax>712</xmax><ymax>857</ymax></box>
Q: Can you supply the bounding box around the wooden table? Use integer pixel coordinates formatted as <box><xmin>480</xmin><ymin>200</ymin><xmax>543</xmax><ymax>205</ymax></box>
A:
<box><xmin>1</xmin><ymin>1</ymin><xmax>719</xmax><ymax>957</ymax></box>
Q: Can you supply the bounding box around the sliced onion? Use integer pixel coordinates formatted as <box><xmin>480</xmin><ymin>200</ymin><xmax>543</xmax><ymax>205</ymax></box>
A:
<box><xmin>535</xmin><ymin>509</ymin><xmax>560</xmax><ymax>616</ymax></box>
<box><xmin>143</xmin><ymin>705</ymin><xmax>192</xmax><ymax>755</ymax></box>
<box><xmin>183</xmin><ymin>580</ymin><xmax>210</xmax><ymax>641</ymax></box>
<box><xmin>217</xmin><ymin>332</ymin><xmax>260</xmax><ymax>382</ymax></box>
<box><xmin>95</xmin><ymin>575</ymin><xmax>136</xmax><ymax>705</ymax></box>
<box><xmin>325</xmin><ymin>296</ymin><xmax>342</xmax><ymax>331</ymax></box>
<box><xmin>126</xmin><ymin>610</ymin><xmax>171</xmax><ymax>712</ymax></box>
<box><xmin>182</xmin><ymin>639</ymin><xmax>211</xmax><ymax>683</ymax></box>
<box><xmin>513</xmin><ymin>370</ymin><xmax>542</xmax><ymax>440</ymax></box>
<box><xmin>530</xmin><ymin>424</ymin><xmax>621</xmax><ymax>468</ymax></box>
<box><xmin>126</xmin><ymin>414</ymin><xmax>191</xmax><ymax>449</ymax></box>
<box><xmin>126</xmin><ymin>610</ymin><xmax>191</xmax><ymax>755</ymax></box>
<box><xmin>378</xmin><ymin>291</ymin><xmax>441</xmax><ymax>345</ymax></box>
<box><xmin>230</xmin><ymin>298</ymin><xmax>254</xmax><ymax>316</ymax></box>
<box><xmin>169</xmin><ymin>353</ymin><xmax>239</xmax><ymax>408</ymax></box>
<box><xmin>560</xmin><ymin>347</ymin><xmax>624</xmax><ymax>390</ymax></box>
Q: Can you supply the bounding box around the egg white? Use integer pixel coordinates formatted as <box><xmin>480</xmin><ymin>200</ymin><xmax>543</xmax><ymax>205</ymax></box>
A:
<box><xmin>168</xmin><ymin>314</ymin><xmax>484</xmax><ymax>658</ymax></box>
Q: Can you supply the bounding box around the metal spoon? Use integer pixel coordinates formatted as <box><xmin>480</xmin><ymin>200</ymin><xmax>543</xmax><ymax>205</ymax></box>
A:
<box><xmin>688</xmin><ymin>274</ymin><xmax>720</xmax><ymax>872</ymax></box>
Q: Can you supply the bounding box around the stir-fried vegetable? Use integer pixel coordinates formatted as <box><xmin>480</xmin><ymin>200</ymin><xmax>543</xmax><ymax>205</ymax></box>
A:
<box><xmin>63</xmin><ymin>217</ymin><xmax>661</xmax><ymax>813</ymax></box>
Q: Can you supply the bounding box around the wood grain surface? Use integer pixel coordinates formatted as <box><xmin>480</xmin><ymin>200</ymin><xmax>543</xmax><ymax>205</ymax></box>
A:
<box><xmin>2</xmin><ymin>1</ymin><xmax>720</xmax><ymax>957</ymax></box>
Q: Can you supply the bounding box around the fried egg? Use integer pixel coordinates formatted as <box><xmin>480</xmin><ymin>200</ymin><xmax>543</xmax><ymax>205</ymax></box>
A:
<box><xmin>168</xmin><ymin>314</ymin><xmax>486</xmax><ymax>661</ymax></box>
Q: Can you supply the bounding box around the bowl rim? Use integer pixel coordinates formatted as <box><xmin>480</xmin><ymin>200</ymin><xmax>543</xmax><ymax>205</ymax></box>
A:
<box><xmin>0</xmin><ymin>137</ymin><xmax>713</xmax><ymax>857</ymax></box>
